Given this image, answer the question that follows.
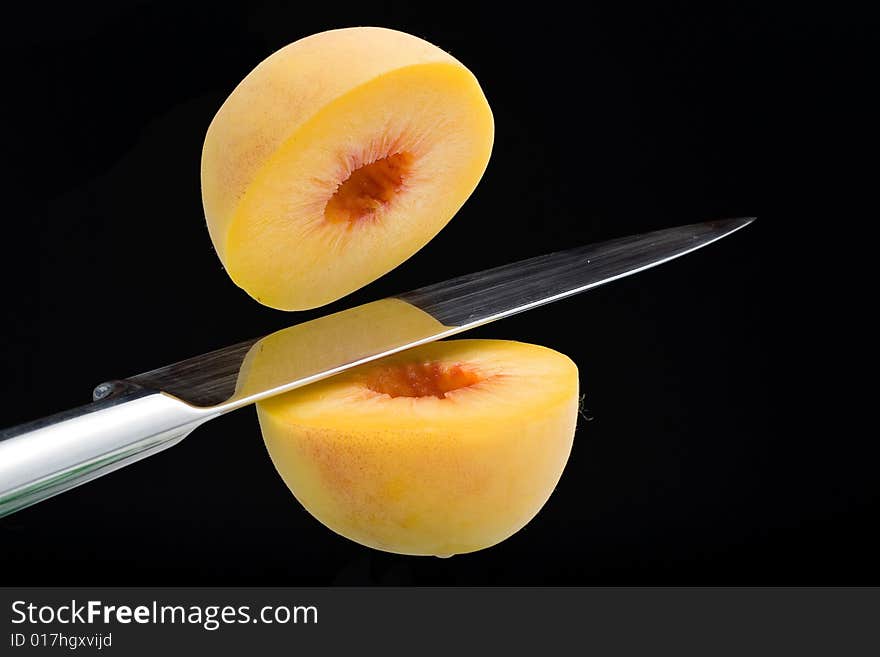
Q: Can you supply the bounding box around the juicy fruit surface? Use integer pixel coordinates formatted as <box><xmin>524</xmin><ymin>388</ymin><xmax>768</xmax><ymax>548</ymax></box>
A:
<box><xmin>202</xmin><ymin>27</ymin><xmax>494</xmax><ymax>310</ymax></box>
<box><xmin>258</xmin><ymin>340</ymin><xmax>579</xmax><ymax>556</ymax></box>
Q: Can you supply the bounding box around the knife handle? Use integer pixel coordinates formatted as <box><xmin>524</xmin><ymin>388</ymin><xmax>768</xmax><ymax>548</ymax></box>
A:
<box><xmin>0</xmin><ymin>384</ymin><xmax>211</xmax><ymax>518</ymax></box>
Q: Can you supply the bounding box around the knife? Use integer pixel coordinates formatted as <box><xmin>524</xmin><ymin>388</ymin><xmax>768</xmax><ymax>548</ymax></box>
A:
<box><xmin>0</xmin><ymin>217</ymin><xmax>753</xmax><ymax>517</ymax></box>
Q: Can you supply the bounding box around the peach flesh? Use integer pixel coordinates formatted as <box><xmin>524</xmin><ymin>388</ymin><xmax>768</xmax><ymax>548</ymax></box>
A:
<box><xmin>364</xmin><ymin>361</ymin><xmax>483</xmax><ymax>399</ymax></box>
<box><xmin>324</xmin><ymin>152</ymin><xmax>415</xmax><ymax>225</ymax></box>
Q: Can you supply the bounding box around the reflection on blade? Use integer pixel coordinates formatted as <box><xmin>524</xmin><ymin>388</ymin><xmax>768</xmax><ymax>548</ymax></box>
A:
<box><xmin>233</xmin><ymin>299</ymin><xmax>451</xmax><ymax>404</ymax></box>
<box><xmin>124</xmin><ymin>299</ymin><xmax>454</xmax><ymax>409</ymax></box>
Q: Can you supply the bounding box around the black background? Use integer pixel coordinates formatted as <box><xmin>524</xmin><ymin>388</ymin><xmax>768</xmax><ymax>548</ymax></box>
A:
<box><xmin>0</xmin><ymin>1</ymin><xmax>872</xmax><ymax>584</ymax></box>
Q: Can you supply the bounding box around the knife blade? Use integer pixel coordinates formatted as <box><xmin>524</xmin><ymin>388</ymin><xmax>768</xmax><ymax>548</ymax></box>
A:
<box><xmin>0</xmin><ymin>217</ymin><xmax>753</xmax><ymax>516</ymax></box>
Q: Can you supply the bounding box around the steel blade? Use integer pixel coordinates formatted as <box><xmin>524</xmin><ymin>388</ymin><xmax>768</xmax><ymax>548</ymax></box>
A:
<box><xmin>104</xmin><ymin>217</ymin><xmax>753</xmax><ymax>409</ymax></box>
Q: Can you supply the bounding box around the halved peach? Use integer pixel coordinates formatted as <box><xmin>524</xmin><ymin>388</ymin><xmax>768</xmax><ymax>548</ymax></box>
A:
<box><xmin>201</xmin><ymin>27</ymin><xmax>494</xmax><ymax>310</ymax></box>
<box><xmin>257</xmin><ymin>340</ymin><xmax>579</xmax><ymax>556</ymax></box>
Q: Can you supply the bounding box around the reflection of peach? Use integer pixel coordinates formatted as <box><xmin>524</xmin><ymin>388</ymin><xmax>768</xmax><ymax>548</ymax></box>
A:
<box><xmin>233</xmin><ymin>298</ymin><xmax>449</xmax><ymax>402</ymax></box>
<box><xmin>258</xmin><ymin>340</ymin><xmax>578</xmax><ymax>557</ymax></box>
<box><xmin>201</xmin><ymin>27</ymin><xmax>494</xmax><ymax>310</ymax></box>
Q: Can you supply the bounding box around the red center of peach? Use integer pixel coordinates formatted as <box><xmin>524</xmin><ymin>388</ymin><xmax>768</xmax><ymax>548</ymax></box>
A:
<box><xmin>364</xmin><ymin>361</ymin><xmax>482</xmax><ymax>399</ymax></box>
<box><xmin>324</xmin><ymin>152</ymin><xmax>413</xmax><ymax>225</ymax></box>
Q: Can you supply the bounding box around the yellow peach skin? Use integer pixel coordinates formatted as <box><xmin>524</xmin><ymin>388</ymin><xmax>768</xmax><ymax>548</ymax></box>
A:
<box><xmin>257</xmin><ymin>340</ymin><xmax>579</xmax><ymax>556</ymax></box>
<box><xmin>202</xmin><ymin>27</ymin><xmax>494</xmax><ymax>310</ymax></box>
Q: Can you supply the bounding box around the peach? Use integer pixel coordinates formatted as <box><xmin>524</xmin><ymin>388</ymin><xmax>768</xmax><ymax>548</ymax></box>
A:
<box><xmin>257</xmin><ymin>340</ymin><xmax>578</xmax><ymax>556</ymax></box>
<box><xmin>201</xmin><ymin>27</ymin><xmax>494</xmax><ymax>310</ymax></box>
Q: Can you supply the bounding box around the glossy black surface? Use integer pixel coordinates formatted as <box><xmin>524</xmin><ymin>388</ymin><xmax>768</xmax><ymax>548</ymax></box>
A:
<box><xmin>0</xmin><ymin>2</ymin><xmax>870</xmax><ymax>584</ymax></box>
